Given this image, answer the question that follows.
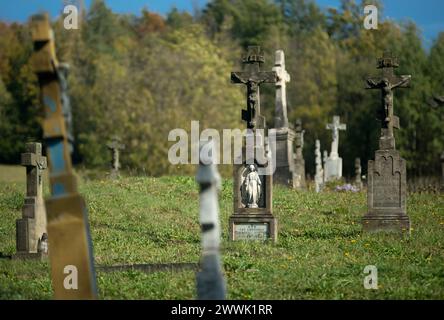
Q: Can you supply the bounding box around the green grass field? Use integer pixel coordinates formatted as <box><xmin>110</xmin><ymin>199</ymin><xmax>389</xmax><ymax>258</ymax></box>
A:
<box><xmin>0</xmin><ymin>165</ymin><xmax>443</xmax><ymax>299</ymax></box>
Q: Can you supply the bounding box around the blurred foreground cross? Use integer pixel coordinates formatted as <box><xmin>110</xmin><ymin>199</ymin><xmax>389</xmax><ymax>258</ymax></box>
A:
<box><xmin>30</xmin><ymin>13</ymin><xmax>97</xmax><ymax>299</ymax></box>
<box><xmin>196</xmin><ymin>139</ymin><xmax>226</xmax><ymax>300</ymax></box>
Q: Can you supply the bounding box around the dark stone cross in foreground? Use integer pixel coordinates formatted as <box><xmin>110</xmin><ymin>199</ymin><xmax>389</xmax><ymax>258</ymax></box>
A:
<box><xmin>366</xmin><ymin>51</ymin><xmax>411</xmax><ymax>150</ymax></box>
<box><xmin>14</xmin><ymin>142</ymin><xmax>48</xmax><ymax>259</ymax></box>
<box><xmin>231</xmin><ymin>46</ymin><xmax>277</xmax><ymax>129</ymax></box>
<box><xmin>363</xmin><ymin>51</ymin><xmax>411</xmax><ymax>234</ymax></box>
<box><xmin>107</xmin><ymin>136</ymin><xmax>125</xmax><ymax>178</ymax></box>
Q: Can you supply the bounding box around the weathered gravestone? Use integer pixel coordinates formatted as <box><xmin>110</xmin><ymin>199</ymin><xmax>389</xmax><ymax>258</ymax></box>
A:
<box><xmin>362</xmin><ymin>51</ymin><xmax>411</xmax><ymax>234</ymax></box>
<box><xmin>196</xmin><ymin>140</ymin><xmax>226</xmax><ymax>300</ymax></box>
<box><xmin>354</xmin><ymin>158</ymin><xmax>363</xmax><ymax>190</ymax></box>
<box><xmin>229</xmin><ymin>46</ymin><xmax>278</xmax><ymax>242</ymax></box>
<box><xmin>107</xmin><ymin>135</ymin><xmax>125</xmax><ymax>179</ymax></box>
<box><xmin>31</xmin><ymin>13</ymin><xmax>97</xmax><ymax>299</ymax></box>
<box><xmin>13</xmin><ymin>142</ymin><xmax>48</xmax><ymax>259</ymax></box>
<box><xmin>269</xmin><ymin>50</ymin><xmax>300</xmax><ymax>188</ymax></box>
<box><xmin>293</xmin><ymin>119</ymin><xmax>306</xmax><ymax>190</ymax></box>
<box><xmin>324</xmin><ymin>116</ymin><xmax>346</xmax><ymax>181</ymax></box>
<box><xmin>314</xmin><ymin>140</ymin><xmax>324</xmax><ymax>193</ymax></box>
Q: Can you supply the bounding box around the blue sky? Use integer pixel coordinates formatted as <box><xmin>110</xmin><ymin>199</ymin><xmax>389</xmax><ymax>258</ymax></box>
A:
<box><xmin>0</xmin><ymin>0</ymin><xmax>443</xmax><ymax>48</ymax></box>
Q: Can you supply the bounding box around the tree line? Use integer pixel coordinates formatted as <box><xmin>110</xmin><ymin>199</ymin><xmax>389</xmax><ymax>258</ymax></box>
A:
<box><xmin>0</xmin><ymin>0</ymin><xmax>443</xmax><ymax>178</ymax></box>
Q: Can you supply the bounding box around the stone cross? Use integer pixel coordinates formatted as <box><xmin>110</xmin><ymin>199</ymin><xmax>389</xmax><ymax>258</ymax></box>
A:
<box><xmin>107</xmin><ymin>136</ymin><xmax>125</xmax><ymax>178</ymax></box>
<box><xmin>196</xmin><ymin>140</ymin><xmax>226</xmax><ymax>300</ymax></box>
<box><xmin>355</xmin><ymin>157</ymin><xmax>363</xmax><ymax>189</ymax></box>
<box><xmin>231</xmin><ymin>46</ymin><xmax>277</xmax><ymax>129</ymax></box>
<box><xmin>326</xmin><ymin>116</ymin><xmax>346</xmax><ymax>158</ymax></box>
<box><xmin>273</xmin><ymin>50</ymin><xmax>291</xmax><ymax>128</ymax></box>
<box><xmin>314</xmin><ymin>140</ymin><xmax>323</xmax><ymax>193</ymax></box>
<box><xmin>362</xmin><ymin>51</ymin><xmax>411</xmax><ymax>234</ymax></box>
<box><xmin>366</xmin><ymin>51</ymin><xmax>411</xmax><ymax>150</ymax></box>
<box><xmin>15</xmin><ymin>142</ymin><xmax>48</xmax><ymax>257</ymax></box>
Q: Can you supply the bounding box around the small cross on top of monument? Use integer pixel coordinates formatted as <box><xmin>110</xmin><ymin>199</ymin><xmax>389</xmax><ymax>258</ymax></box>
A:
<box><xmin>107</xmin><ymin>135</ymin><xmax>125</xmax><ymax>151</ymax></box>
<box><xmin>366</xmin><ymin>50</ymin><xmax>411</xmax><ymax>150</ymax></box>
<box><xmin>231</xmin><ymin>46</ymin><xmax>277</xmax><ymax>129</ymax></box>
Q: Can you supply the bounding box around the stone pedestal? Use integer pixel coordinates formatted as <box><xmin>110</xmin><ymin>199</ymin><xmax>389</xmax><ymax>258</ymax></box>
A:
<box><xmin>229</xmin><ymin>151</ymin><xmax>277</xmax><ymax>242</ymax></box>
<box><xmin>269</xmin><ymin>127</ymin><xmax>297</xmax><ymax>188</ymax></box>
<box><xmin>363</xmin><ymin>149</ymin><xmax>410</xmax><ymax>233</ymax></box>
<box><xmin>324</xmin><ymin>156</ymin><xmax>343</xmax><ymax>181</ymax></box>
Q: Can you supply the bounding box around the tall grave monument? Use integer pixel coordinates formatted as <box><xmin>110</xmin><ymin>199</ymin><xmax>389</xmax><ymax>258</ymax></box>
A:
<box><xmin>14</xmin><ymin>142</ymin><xmax>48</xmax><ymax>259</ymax></box>
<box><xmin>269</xmin><ymin>50</ymin><xmax>300</xmax><ymax>188</ymax></box>
<box><xmin>362</xmin><ymin>51</ymin><xmax>411</xmax><ymax>233</ymax></box>
<box><xmin>229</xmin><ymin>46</ymin><xmax>278</xmax><ymax>242</ymax></box>
<box><xmin>31</xmin><ymin>13</ymin><xmax>97</xmax><ymax>299</ymax></box>
<box><xmin>324</xmin><ymin>116</ymin><xmax>346</xmax><ymax>181</ymax></box>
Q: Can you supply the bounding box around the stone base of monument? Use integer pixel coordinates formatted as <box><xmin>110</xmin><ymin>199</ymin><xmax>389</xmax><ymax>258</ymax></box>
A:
<box><xmin>362</xmin><ymin>214</ymin><xmax>410</xmax><ymax>234</ymax></box>
<box><xmin>324</xmin><ymin>156</ymin><xmax>342</xmax><ymax>182</ymax></box>
<box><xmin>363</xmin><ymin>149</ymin><xmax>410</xmax><ymax>234</ymax></box>
<box><xmin>229</xmin><ymin>213</ymin><xmax>277</xmax><ymax>242</ymax></box>
<box><xmin>12</xmin><ymin>251</ymin><xmax>47</xmax><ymax>260</ymax></box>
<box><xmin>269</xmin><ymin>128</ymin><xmax>297</xmax><ymax>188</ymax></box>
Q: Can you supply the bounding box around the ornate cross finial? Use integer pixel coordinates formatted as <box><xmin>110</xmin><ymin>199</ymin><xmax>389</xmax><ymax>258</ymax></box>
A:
<box><xmin>231</xmin><ymin>46</ymin><xmax>277</xmax><ymax>129</ymax></box>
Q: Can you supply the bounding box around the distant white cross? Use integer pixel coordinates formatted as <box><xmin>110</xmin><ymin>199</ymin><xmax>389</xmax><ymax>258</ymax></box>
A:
<box><xmin>326</xmin><ymin>116</ymin><xmax>346</xmax><ymax>157</ymax></box>
<box><xmin>273</xmin><ymin>50</ymin><xmax>290</xmax><ymax>128</ymax></box>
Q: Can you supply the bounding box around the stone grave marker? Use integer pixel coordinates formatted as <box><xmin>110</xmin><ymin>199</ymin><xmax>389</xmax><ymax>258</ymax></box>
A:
<box><xmin>314</xmin><ymin>140</ymin><xmax>324</xmax><ymax>193</ymax></box>
<box><xmin>196</xmin><ymin>140</ymin><xmax>226</xmax><ymax>300</ymax></box>
<box><xmin>293</xmin><ymin>119</ymin><xmax>306</xmax><ymax>189</ymax></box>
<box><xmin>107</xmin><ymin>135</ymin><xmax>125</xmax><ymax>179</ymax></box>
<box><xmin>269</xmin><ymin>50</ymin><xmax>299</xmax><ymax>188</ymax></box>
<box><xmin>324</xmin><ymin>116</ymin><xmax>346</xmax><ymax>181</ymax></box>
<box><xmin>354</xmin><ymin>157</ymin><xmax>363</xmax><ymax>190</ymax></box>
<box><xmin>229</xmin><ymin>46</ymin><xmax>278</xmax><ymax>242</ymax></box>
<box><xmin>13</xmin><ymin>142</ymin><xmax>48</xmax><ymax>259</ymax></box>
<box><xmin>31</xmin><ymin>13</ymin><xmax>97</xmax><ymax>299</ymax></box>
<box><xmin>362</xmin><ymin>51</ymin><xmax>411</xmax><ymax>234</ymax></box>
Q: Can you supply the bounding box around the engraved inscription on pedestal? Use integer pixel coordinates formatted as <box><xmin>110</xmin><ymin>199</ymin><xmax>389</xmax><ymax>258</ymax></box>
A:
<box><xmin>234</xmin><ymin>223</ymin><xmax>269</xmax><ymax>241</ymax></box>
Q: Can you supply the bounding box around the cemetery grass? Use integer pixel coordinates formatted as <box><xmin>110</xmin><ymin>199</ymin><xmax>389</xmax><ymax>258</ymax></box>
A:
<box><xmin>0</xmin><ymin>166</ymin><xmax>443</xmax><ymax>299</ymax></box>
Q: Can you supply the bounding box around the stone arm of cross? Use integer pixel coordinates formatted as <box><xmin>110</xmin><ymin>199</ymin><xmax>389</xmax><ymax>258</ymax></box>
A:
<box><xmin>391</xmin><ymin>75</ymin><xmax>411</xmax><ymax>89</ymax></box>
<box><xmin>366</xmin><ymin>78</ymin><xmax>384</xmax><ymax>89</ymax></box>
<box><xmin>231</xmin><ymin>72</ymin><xmax>248</xmax><ymax>84</ymax></box>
